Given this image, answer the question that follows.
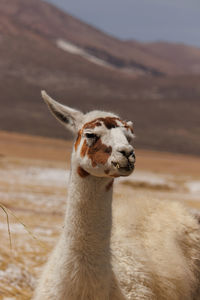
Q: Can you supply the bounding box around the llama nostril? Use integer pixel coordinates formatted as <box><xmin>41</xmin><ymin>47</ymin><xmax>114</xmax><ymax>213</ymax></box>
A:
<box><xmin>120</xmin><ymin>150</ymin><xmax>127</xmax><ymax>157</ymax></box>
<box><xmin>119</xmin><ymin>149</ymin><xmax>135</xmax><ymax>159</ymax></box>
<box><xmin>130</xmin><ymin>150</ymin><xmax>136</xmax><ymax>159</ymax></box>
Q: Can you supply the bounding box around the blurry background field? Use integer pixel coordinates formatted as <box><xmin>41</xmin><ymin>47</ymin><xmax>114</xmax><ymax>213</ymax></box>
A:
<box><xmin>0</xmin><ymin>131</ymin><xmax>200</xmax><ymax>299</ymax></box>
<box><xmin>0</xmin><ymin>0</ymin><xmax>200</xmax><ymax>299</ymax></box>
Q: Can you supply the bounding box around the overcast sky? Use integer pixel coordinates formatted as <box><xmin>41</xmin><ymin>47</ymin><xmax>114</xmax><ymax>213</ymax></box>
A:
<box><xmin>45</xmin><ymin>0</ymin><xmax>200</xmax><ymax>47</ymax></box>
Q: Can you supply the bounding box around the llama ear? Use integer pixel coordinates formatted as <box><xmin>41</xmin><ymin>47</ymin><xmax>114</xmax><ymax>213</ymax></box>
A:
<box><xmin>41</xmin><ymin>91</ymin><xmax>83</xmax><ymax>133</ymax></box>
<box><xmin>127</xmin><ymin>121</ymin><xmax>134</xmax><ymax>129</ymax></box>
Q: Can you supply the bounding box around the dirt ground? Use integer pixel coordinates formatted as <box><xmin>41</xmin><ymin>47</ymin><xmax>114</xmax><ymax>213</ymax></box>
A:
<box><xmin>0</xmin><ymin>130</ymin><xmax>200</xmax><ymax>299</ymax></box>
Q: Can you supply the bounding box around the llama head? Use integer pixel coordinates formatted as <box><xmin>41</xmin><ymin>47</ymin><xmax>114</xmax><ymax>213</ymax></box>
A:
<box><xmin>42</xmin><ymin>91</ymin><xmax>135</xmax><ymax>178</ymax></box>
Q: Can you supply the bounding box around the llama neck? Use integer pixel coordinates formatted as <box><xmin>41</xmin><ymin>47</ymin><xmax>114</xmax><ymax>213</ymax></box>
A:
<box><xmin>64</xmin><ymin>161</ymin><xmax>114</xmax><ymax>269</ymax></box>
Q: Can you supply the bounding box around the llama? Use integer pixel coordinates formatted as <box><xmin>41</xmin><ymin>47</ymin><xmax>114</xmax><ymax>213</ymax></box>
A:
<box><xmin>33</xmin><ymin>91</ymin><xmax>200</xmax><ymax>300</ymax></box>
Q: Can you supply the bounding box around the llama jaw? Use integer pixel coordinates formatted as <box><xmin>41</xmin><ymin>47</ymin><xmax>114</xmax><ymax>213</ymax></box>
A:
<box><xmin>111</xmin><ymin>160</ymin><xmax>135</xmax><ymax>176</ymax></box>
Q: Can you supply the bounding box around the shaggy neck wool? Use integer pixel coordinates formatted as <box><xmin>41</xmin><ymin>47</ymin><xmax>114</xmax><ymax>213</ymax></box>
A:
<box><xmin>63</xmin><ymin>158</ymin><xmax>114</xmax><ymax>296</ymax></box>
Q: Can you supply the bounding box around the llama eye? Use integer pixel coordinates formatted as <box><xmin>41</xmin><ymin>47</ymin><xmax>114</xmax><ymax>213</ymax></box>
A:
<box><xmin>85</xmin><ymin>133</ymin><xmax>98</xmax><ymax>139</ymax></box>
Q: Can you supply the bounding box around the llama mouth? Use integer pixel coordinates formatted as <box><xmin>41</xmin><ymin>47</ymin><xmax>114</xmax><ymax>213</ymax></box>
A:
<box><xmin>112</xmin><ymin>161</ymin><xmax>135</xmax><ymax>174</ymax></box>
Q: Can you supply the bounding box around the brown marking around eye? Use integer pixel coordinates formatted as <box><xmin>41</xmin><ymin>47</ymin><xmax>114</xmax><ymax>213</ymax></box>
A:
<box><xmin>81</xmin><ymin>139</ymin><xmax>88</xmax><ymax>157</ymax></box>
<box><xmin>77</xmin><ymin>166</ymin><xmax>90</xmax><ymax>178</ymax></box>
<box><xmin>88</xmin><ymin>138</ymin><xmax>112</xmax><ymax>167</ymax></box>
<box><xmin>75</xmin><ymin>130</ymin><xmax>82</xmax><ymax>151</ymax></box>
<box><xmin>104</xmin><ymin>169</ymin><xmax>110</xmax><ymax>175</ymax></box>
<box><xmin>80</xmin><ymin>133</ymin><xmax>112</xmax><ymax>167</ymax></box>
<box><xmin>106</xmin><ymin>179</ymin><xmax>114</xmax><ymax>191</ymax></box>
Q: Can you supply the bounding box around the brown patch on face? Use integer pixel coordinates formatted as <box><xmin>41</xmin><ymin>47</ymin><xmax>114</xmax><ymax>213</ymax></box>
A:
<box><xmin>88</xmin><ymin>138</ymin><xmax>112</xmax><ymax>167</ymax></box>
<box><xmin>77</xmin><ymin>166</ymin><xmax>90</xmax><ymax>178</ymax></box>
<box><xmin>75</xmin><ymin>130</ymin><xmax>82</xmax><ymax>151</ymax></box>
<box><xmin>102</xmin><ymin>117</ymin><xmax>118</xmax><ymax>129</ymax></box>
<box><xmin>84</xmin><ymin>120</ymin><xmax>102</xmax><ymax>129</ymax></box>
<box><xmin>104</xmin><ymin>169</ymin><xmax>110</xmax><ymax>175</ymax></box>
<box><xmin>81</xmin><ymin>139</ymin><xmax>88</xmax><ymax>157</ymax></box>
<box><xmin>106</xmin><ymin>179</ymin><xmax>114</xmax><ymax>191</ymax></box>
<box><xmin>83</xmin><ymin>117</ymin><xmax>119</xmax><ymax>130</ymax></box>
<box><xmin>80</xmin><ymin>136</ymin><xmax>112</xmax><ymax>167</ymax></box>
<box><xmin>84</xmin><ymin>117</ymin><xmax>133</xmax><ymax>133</ymax></box>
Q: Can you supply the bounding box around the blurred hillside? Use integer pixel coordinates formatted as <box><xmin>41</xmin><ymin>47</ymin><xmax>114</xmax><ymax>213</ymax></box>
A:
<box><xmin>0</xmin><ymin>0</ymin><xmax>200</xmax><ymax>155</ymax></box>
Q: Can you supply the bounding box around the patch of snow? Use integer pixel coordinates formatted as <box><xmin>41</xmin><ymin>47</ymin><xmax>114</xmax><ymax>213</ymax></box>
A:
<box><xmin>186</xmin><ymin>181</ymin><xmax>200</xmax><ymax>194</ymax></box>
<box><xmin>131</xmin><ymin>171</ymin><xmax>168</xmax><ymax>185</ymax></box>
<box><xmin>117</xmin><ymin>170</ymin><xmax>175</xmax><ymax>189</ymax></box>
<box><xmin>117</xmin><ymin>170</ymin><xmax>200</xmax><ymax>197</ymax></box>
<box><xmin>0</xmin><ymin>264</ymin><xmax>35</xmax><ymax>289</ymax></box>
<box><xmin>0</xmin><ymin>222</ymin><xmax>56</xmax><ymax>237</ymax></box>
<box><xmin>0</xmin><ymin>189</ymin><xmax>66</xmax><ymax>208</ymax></box>
<box><xmin>33</xmin><ymin>227</ymin><xmax>53</xmax><ymax>236</ymax></box>
<box><xmin>56</xmin><ymin>39</ymin><xmax>111</xmax><ymax>68</ymax></box>
<box><xmin>33</xmin><ymin>168</ymin><xmax>70</xmax><ymax>186</ymax></box>
<box><xmin>0</xmin><ymin>165</ymin><xmax>70</xmax><ymax>208</ymax></box>
<box><xmin>0</xmin><ymin>166</ymin><xmax>69</xmax><ymax>187</ymax></box>
<box><xmin>0</xmin><ymin>222</ymin><xmax>25</xmax><ymax>234</ymax></box>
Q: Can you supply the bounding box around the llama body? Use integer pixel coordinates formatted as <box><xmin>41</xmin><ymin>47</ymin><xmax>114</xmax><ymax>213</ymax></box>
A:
<box><xmin>33</xmin><ymin>91</ymin><xmax>200</xmax><ymax>300</ymax></box>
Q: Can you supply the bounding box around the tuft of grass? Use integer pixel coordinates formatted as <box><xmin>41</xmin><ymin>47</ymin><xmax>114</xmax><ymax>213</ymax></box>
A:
<box><xmin>0</xmin><ymin>203</ymin><xmax>52</xmax><ymax>299</ymax></box>
<box><xmin>0</xmin><ymin>203</ymin><xmax>48</xmax><ymax>251</ymax></box>
<box><xmin>0</xmin><ymin>203</ymin><xmax>12</xmax><ymax>251</ymax></box>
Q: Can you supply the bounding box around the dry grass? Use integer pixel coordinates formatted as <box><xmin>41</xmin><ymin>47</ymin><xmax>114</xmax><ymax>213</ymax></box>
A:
<box><xmin>0</xmin><ymin>131</ymin><xmax>200</xmax><ymax>299</ymax></box>
<box><xmin>121</xmin><ymin>180</ymin><xmax>174</xmax><ymax>191</ymax></box>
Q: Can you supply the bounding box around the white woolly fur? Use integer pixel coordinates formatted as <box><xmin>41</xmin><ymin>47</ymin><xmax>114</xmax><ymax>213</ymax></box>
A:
<box><xmin>33</xmin><ymin>92</ymin><xmax>200</xmax><ymax>300</ymax></box>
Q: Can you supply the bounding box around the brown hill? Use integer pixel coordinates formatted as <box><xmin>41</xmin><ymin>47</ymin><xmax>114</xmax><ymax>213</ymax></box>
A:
<box><xmin>0</xmin><ymin>0</ymin><xmax>200</xmax><ymax>155</ymax></box>
<box><xmin>127</xmin><ymin>40</ymin><xmax>200</xmax><ymax>74</ymax></box>
<box><xmin>1</xmin><ymin>0</ymin><xmax>198</xmax><ymax>76</ymax></box>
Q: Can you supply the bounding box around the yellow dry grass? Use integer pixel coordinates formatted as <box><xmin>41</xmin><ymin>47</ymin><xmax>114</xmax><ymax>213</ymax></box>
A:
<box><xmin>0</xmin><ymin>130</ymin><xmax>200</xmax><ymax>299</ymax></box>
